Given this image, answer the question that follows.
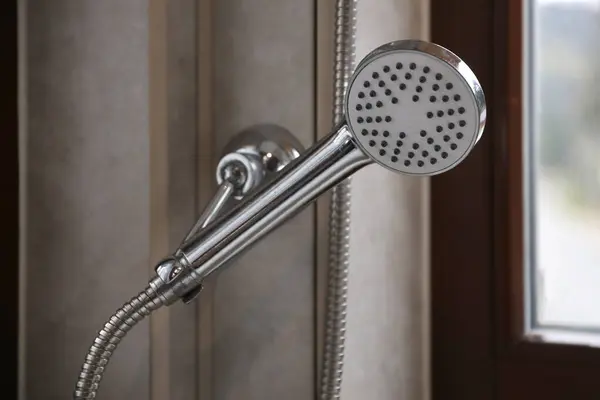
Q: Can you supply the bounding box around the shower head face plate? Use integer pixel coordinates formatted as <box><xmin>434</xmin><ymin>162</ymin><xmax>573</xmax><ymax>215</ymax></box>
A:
<box><xmin>345</xmin><ymin>40</ymin><xmax>486</xmax><ymax>176</ymax></box>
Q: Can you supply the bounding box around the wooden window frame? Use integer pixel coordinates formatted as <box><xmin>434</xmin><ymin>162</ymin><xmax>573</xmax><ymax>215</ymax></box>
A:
<box><xmin>3</xmin><ymin>0</ymin><xmax>18</xmax><ymax>397</ymax></box>
<box><xmin>431</xmin><ymin>0</ymin><xmax>600</xmax><ymax>398</ymax></box>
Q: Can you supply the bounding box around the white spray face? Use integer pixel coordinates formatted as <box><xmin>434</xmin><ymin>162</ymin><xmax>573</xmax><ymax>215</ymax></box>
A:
<box><xmin>345</xmin><ymin>40</ymin><xmax>486</xmax><ymax>176</ymax></box>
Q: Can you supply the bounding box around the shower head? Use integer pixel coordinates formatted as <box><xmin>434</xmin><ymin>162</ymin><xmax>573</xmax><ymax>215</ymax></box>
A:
<box><xmin>74</xmin><ymin>40</ymin><xmax>488</xmax><ymax>400</ymax></box>
<box><xmin>344</xmin><ymin>40</ymin><xmax>486</xmax><ymax>176</ymax></box>
<box><xmin>346</xmin><ymin>41</ymin><xmax>486</xmax><ymax>175</ymax></box>
<box><xmin>156</xmin><ymin>40</ymin><xmax>487</xmax><ymax>301</ymax></box>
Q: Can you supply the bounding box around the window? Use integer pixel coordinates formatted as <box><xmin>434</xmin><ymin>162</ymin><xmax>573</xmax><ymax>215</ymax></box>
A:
<box><xmin>432</xmin><ymin>0</ymin><xmax>600</xmax><ymax>398</ymax></box>
<box><xmin>527</xmin><ymin>0</ymin><xmax>600</xmax><ymax>344</ymax></box>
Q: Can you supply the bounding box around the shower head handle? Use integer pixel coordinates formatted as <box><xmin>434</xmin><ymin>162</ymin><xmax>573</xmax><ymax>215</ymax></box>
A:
<box><xmin>155</xmin><ymin>40</ymin><xmax>487</xmax><ymax>303</ymax></box>
<box><xmin>160</xmin><ymin>124</ymin><xmax>369</xmax><ymax>301</ymax></box>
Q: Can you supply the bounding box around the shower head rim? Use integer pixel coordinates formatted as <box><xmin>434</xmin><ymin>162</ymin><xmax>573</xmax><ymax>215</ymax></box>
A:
<box><xmin>344</xmin><ymin>39</ymin><xmax>487</xmax><ymax>176</ymax></box>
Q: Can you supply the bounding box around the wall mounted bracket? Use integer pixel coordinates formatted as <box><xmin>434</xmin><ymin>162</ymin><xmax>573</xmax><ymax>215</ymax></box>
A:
<box><xmin>165</xmin><ymin>123</ymin><xmax>304</xmax><ymax>303</ymax></box>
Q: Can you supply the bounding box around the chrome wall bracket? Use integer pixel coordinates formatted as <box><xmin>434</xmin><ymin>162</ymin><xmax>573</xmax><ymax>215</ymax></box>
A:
<box><xmin>216</xmin><ymin>123</ymin><xmax>305</xmax><ymax>199</ymax></box>
<box><xmin>167</xmin><ymin>123</ymin><xmax>304</xmax><ymax>303</ymax></box>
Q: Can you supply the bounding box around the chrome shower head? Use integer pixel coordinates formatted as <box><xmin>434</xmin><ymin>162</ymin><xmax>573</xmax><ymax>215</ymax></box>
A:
<box><xmin>345</xmin><ymin>40</ymin><xmax>486</xmax><ymax>176</ymax></box>
<box><xmin>74</xmin><ymin>40</ymin><xmax>488</xmax><ymax>400</ymax></box>
<box><xmin>158</xmin><ymin>40</ymin><xmax>487</xmax><ymax>301</ymax></box>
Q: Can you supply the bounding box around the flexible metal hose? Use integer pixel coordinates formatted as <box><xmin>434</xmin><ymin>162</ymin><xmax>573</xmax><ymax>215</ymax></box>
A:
<box><xmin>73</xmin><ymin>281</ymin><xmax>167</xmax><ymax>399</ymax></box>
<box><xmin>320</xmin><ymin>0</ymin><xmax>356</xmax><ymax>399</ymax></box>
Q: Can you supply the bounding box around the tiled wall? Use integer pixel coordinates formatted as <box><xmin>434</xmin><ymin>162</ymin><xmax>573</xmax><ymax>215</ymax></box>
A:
<box><xmin>343</xmin><ymin>3</ymin><xmax>430</xmax><ymax>399</ymax></box>
<box><xmin>20</xmin><ymin>0</ymin><xmax>429</xmax><ymax>399</ymax></box>
<box><xmin>23</xmin><ymin>2</ymin><xmax>151</xmax><ymax>399</ymax></box>
<box><xmin>209</xmin><ymin>1</ymin><xmax>316</xmax><ymax>399</ymax></box>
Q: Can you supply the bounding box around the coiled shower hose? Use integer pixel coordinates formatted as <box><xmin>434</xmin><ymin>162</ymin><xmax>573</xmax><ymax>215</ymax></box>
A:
<box><xmin>74</xmin><ymin>2</ymin><xmax>357</xmax><ymax>398</ymax></box>
<box><xmin>73</xmin><ymin>277</ymin><xmax>171</xmax><ymax>399</ymax></box>
<box><xmin>320</xmin><ymin>0</ymin><xmax>356</xmax><ymax>399</ymax></box>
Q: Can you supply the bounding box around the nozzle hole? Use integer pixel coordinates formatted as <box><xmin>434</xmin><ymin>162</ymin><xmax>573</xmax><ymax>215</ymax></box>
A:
<box><xmin>383</xmin><ymin>65</ymin><xmax>390</xmax><ymax>73</ymax></box>
<box><xmin>394</xmin><ymin>148</ymin><xmax>400</xmax><ymax>155</ymax></box>
<box><xmin>443</xmin><ymin>135</ymin><xmax>450</xmax><ymax>142</ymax></box>
<box><xmin>361</xmin><ymin>129</ymin><xmax>368</xmax><ymax>136</ymax></box>
<box><xmin>434</xmin><ymin>145</ymin><xmax>441</xmax><ymax>152</ymax></box>
<box><xmin>356</xmin><ymin>104</ymin><xmax>362</xmax><ymax>111</ymax></box>
<box><xmin>396</xmin><ymin>140</ymin><xmax>403</xmax><ymax>147</ymax></box>
<box><xmin>405</xmin><ymin>73</ymin><xmax>412</xmax><ymax>80</ymax></box>
<box><xmin>366</xmin><ymin>116</ymin><xmax>373</xmax><ymax>123</ymax></box>
<box><xmin>369</xmin><ymin>140</ymin><xmax>376</xmax><ymax>147</ymax></box>
<box><xmin>379</xmin><ymin>149</ymin><xmax>386</xmax><ymax>156</ymax></box>
<box><xmin>422</xmin><ymin>150</ymin><xmax>429</xmax><ymax>157</ymax></box>
<box><xmin>381</xmin><ymin>141</ymin><xmax>388</xmax><ymax>147</ymax></box>
<box><xmin>366</xmin><ymin>103</ymin><xmax>372</xmax><ymax>110</ymax></box>
<box><xmin>370</xmin><ymin>90</ymin><xmax>377</xmax><ymax>97</ymax></box>
<box><xmin>410</xmin><ymin>63</ymin><xmax>417</xmax><ymax>70</ymax></box>
<box><xmin>412</xmin><ymin>143</ymin><xmax>419</xmax><ymax>150</ymax></box>
<box><xmin>399</xmin><ymin>83</ymin><xmax>406</xmax><ymax>90</ymax></box>
<box><xmin>459</xmin><ymin>120</ymin><xmax>466</xmax><ymax>127</ymax></box>
<box><xmin>432</xmin><ymin>84</ymin><xmax>439</xmax><ymax>91</ymax></box>
<box><xmin>416</xmin><ymin>86</ymin><xmax>423</xmax><ymax>93</ymax></box>
<box><xmin>391</xmin><ymin>74</ymin><xmax>398</xmax><ymax>81</ymax></box>
<box><xmin>436</xmin><ymin>126</ymin><xmax>443</xmax><ymax>133</ymax></box>
<box><xmin>430</xmin><ymin>96</ymin><xmax>437</xmax><ymax>103</ymax></box>
<box><xmin>391</xmin><ymin>156</ymin><xmax>398</xmax><ymax>162</ymax></box>
<box><xmin>435</xmin><ymin>73</ymin><xmax>443</xmax><ymax>80</ymax></box>
<box><xmin>378</xmin><ymin>81</ymin><xmax>385</xmax><ymax>87</ymax></box>
<box><xmin>372</xmin><ymin>72</ymin><xmax>379</xmax><ymax>79</ymax></box>
<box><xmin>457</xmin><ymin>132</ymin><xmax>464</xmax><ymax>139</ymax></box>
<box><xmin>399</xmin><ymin>132</ymin><xmax>406</xmax><ymax>139</ymax></box>
<box><xmin>450</xmin><ymin>143</ymin><xmax>458</xmax><ymax>150</ymax></box>
<box><xmin>363</xmin><ymin>81</ymin><xmax>370</xmax><ymax>88</ymax></box>
<box><xmin>454</xmin><ymin>94</ymin><xmax>461</xmax><ymax>101</ymax></box>
<box><xmin>427</xmin><ymin>111</ymin><xmax>434</xmax><ymax>119</ymax></box>
<box><xmin>371</xmin><ymin>130</ymin><xmax>379</xmax><ymax>136</ymax></box>
<box><xmin>442</xmin><ymin>95</ymin><xmax>449</xmax><ymax>102</ymax></box>
<box><xmin>419</xmin><ymin>76</ymin><xmax>427</xmax><ymax>83</ymax></box>
<box><xmin>375</xmin><ymin>116</ymin><xmax>382</xmax><ymax>123</ymax></box>
<box><xmin>431</xmin><ymin>158</ymin><xmax>437</xmax><ymax>164</ymax></box>
<box><xmin>376</xmin><ymin>101</ymin><xmax>383</xmax><ymax>108</ymax></box>
<box><xmin>385</xmin><ymin>116</ymin><xmax>392</xmax><ymax>122</ymax></box>
<box><xmin>404</xmin><ymin>160</ymin><xmax>411</xmax><ymax>166</ymax></box>
<box><xmin>423</xmin><ymin>66</ymin><xmax>430</xmax><ymax>73</ymax></box>
<box><xmin>458</xmin><ymin>107</ymin><xmax>465</xmax><ymax>114</ymax></box>
<box><xmin>357</xmin><ymin>117</ymin><xmax>364</xmax><ymax>124</ymax></box>
<box><xmin>412</xmin><ymin>95</ymin><xmax>419</xmax><ymax>102</ymax></box>
<box><xmin>417</xmin><ymin>160</ymin><xmax>424</xmax><ymax>167</ymax></box>
<box><xmin>442</xmin><ymin>152</ymin><xmax>448</xmax><ymax>159</ymax></box>
<box><xmin>385</xmin><ymin>89</ymin><xmax>392</xmax><ymax>96</ymax></box>
<box><xmin>448</xmin><ymin>122</ymin><xmax>455</xmax><ymax>129</ymax></box>
<box><xmin>392</xmin><ymin>97</ymin><xmax>399</xmax><ymax>104</ymax></box>
<box><xmin>383</xmin><ymin>130</ymin><xmax>390</xmax><ymax>137</ymax></box>
<box><xmin>358</xmin><ymin>92</ymin><xmax>365</xmax><ymax>98</ymax></box>
<box><xmin>446</xmin><ymin>83</ymin><xmax>453</xmax><ymax>90</ymax></box>
<box><xmin>396</xmin><ymin>62</ymin><xmax>403</xmax><ymax>70</ymax></box>
<box><xmin>427</xmin><ymin>137</ymin><xmax>434</xmax><ymax>144</ymax></box>
<box><xmin>448</xmin><ymin>109</ymin><xmax>455</xmax><ymax>116</ymax></box>
<box><xmin>420</xmin><ymin>130</ymin><xmax>427</xmax><ymax>137</ymax></box>
<box><xmin>408</xmin><ymin>152</ymin><xmax>415</xmax><ymax>159</ymax></box>
<box><xmin>437</xmin><ymin>110</ymin><xmax>444</xmax><ymax>117</ymax></box>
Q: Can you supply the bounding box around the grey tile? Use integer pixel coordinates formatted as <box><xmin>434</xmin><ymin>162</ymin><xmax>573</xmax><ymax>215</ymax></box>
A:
<box><xmin>211</xmin><ymin>0</ymin><xmax>315</xmax><ymax>398</ymax></box>
<box><xmin>340</xmin><ymin>1</ymin><xmax>430</xmax><ymax>399</ymax></box>
<box><xmin>166</xmin><ymin>1</ymin><xmax>201</xmax><ymax>399</ymax></box>
<box><xmin>24</xmin><ymin>1</ymin><xmax>150</xmax><ymax>399</ymax></box>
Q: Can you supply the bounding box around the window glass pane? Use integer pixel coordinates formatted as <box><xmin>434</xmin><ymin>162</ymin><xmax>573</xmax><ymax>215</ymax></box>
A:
<box><xmin>529</xmin><ymin>0</ymin><xmax>600</xmax><ymax>341</ymax></box>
